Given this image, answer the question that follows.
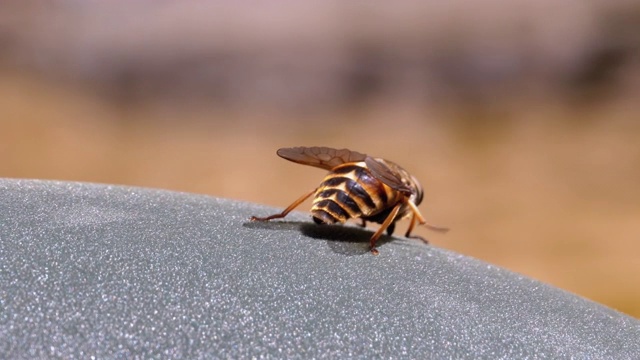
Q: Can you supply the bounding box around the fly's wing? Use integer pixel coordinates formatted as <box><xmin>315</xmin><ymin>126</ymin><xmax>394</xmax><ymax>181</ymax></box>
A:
<box><xmin>365</xmin><ymin>157</ymin><xmax>413</xmax><ymax>195</ymax></box>
<box><xmin>277</xmin><ymin>147</ymin><xmax>367</xmax><ymax>170</ymax></box>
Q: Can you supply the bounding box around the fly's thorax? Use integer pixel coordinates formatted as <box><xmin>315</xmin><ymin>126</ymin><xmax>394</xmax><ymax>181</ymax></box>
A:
<box><xmin>408</xmin><ymin>174</ymin><xmax>424</xmax><ymax>206</ymax></box>
<box><xmin>374</xmin><ymin>158</ymin><xmax>424</xmax><ymax>206</ymax></box>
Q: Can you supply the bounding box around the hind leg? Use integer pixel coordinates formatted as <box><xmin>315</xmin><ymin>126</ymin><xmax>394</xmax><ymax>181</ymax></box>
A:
<box><xmin>250</xmin><ymin>189</ymin><xmax>316</xmax><ymax>221</ymax></box>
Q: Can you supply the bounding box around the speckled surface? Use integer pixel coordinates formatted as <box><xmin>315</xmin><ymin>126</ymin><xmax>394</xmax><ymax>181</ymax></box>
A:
<box><xmin>0</xmin><ymin>179</ymin><xmax>638</xmax><ymax>359</ymax></box>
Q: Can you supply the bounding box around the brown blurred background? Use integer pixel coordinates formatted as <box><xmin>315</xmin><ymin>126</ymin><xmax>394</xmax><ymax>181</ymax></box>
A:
<box><xmin>1</xmin><ymin>2</ymin><xmax>639</xmax><ymax>317</ymax></box>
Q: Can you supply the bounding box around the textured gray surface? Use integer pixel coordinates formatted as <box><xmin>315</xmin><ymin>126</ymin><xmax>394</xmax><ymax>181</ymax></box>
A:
<box><xmin>0</xmin><ymin>179</ymin><xmax>638</xmax><ymax>359</ymax></box>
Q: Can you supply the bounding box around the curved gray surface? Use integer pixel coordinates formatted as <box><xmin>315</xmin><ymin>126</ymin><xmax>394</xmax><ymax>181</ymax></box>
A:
<box><xmin>0</xmin><ymin>179</ymin><xmax>638</xmax><ymax>359</ymax></box>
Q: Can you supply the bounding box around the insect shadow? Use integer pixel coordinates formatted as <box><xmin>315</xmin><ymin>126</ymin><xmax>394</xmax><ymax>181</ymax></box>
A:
<box><xmin>242</xmin><ymin>220</ymin><xmax>394</xmax><ymax>256</ymax></box>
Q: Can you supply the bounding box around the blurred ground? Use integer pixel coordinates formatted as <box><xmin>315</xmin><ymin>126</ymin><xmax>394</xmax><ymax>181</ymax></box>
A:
<box><xmin>1</xmin><ymin>1</ymin><xmax>639</xmax><ymax>318</ymax></box>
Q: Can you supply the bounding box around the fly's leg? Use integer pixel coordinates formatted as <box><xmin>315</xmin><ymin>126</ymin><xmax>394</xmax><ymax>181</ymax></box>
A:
<box><xmin>405</xmin><ymin>213</ymin><xmax>428</xmax><ymax>244</ymax></box>
<box><xmin>368</xmin><ymin>203</ymin><xmax>402</xmax><ymax>255</ymax></box>
<box><xmin>406</xmin><ymin>200</ymin><xmax>449</xmax><ymax>233</ymax></box>
<box><xmin>250</xmin><ymin>189</ymin><xmax>316</xmax><ymax>221</ymax></box>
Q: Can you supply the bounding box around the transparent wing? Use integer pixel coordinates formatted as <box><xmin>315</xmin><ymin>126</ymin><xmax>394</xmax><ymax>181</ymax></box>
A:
<box><xmin>365</xmin><ymin>157</ymin><xmax>413</xmax><ymax>194</ymax></box>
<box><xmin>277</xmin><ymin>146</ymin><xmax>367</xmax><ymax>170</ymax></box>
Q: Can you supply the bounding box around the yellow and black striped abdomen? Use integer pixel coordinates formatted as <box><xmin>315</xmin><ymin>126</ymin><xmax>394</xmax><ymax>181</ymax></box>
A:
<box><xmin>310</xmin><ymin>162</ymin><xmax>400</xmax><ymax>225</ymax></box>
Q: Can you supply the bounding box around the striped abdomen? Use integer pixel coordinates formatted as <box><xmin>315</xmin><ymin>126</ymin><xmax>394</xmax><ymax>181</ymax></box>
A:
<box><xmin>310</xmin><ymin>162</ymin><xmax>404</xmax><ymax>225</ymax></box>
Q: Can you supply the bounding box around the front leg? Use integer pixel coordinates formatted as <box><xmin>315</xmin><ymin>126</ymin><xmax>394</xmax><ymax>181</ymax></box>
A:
<box><xmin>405</xmin><ymin>200</ymin><xmax>450</xmax><ymax>233</ymax></box>
<box><xmin>404</xmin><ymin>213</ymin><xmax>429</xmax><ymax>244</ymax></box>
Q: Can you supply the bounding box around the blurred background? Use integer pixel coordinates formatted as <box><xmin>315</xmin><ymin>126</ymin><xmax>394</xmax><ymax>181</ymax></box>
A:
<box><xmin>1</xmin><ymin>1</ymin><xmax>639</xmax><ymax>317</ymax></box>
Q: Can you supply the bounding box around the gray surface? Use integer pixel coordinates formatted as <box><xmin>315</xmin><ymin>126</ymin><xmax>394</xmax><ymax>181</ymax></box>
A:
<box><xmin>0</xmin><ymin>179</ymin><xmax>638</xmax><ymax>359</ymax></box>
